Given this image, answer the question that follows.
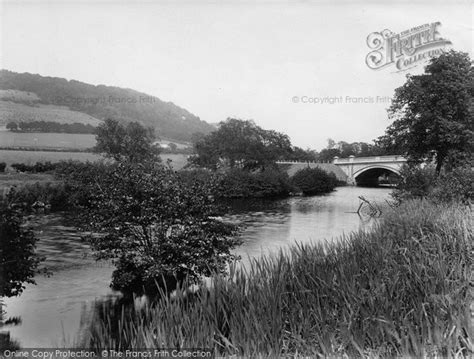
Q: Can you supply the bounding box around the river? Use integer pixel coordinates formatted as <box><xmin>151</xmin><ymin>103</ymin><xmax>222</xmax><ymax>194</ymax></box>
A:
<box><xmin>2</xmin><ymin>186</ymin><xmax>391</xmax><ymax>348</ymax></box>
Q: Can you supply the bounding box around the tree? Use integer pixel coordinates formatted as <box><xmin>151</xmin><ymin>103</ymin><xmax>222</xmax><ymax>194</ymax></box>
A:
<box><xmin>0</xmin><ymin>197</ymin><xmax>42</xmax><ymax>298</ymax></box>
<box><xmin>318</xmin><ymin>148</ymin><xmax>341</xmax><ymax>162</ymax></box>
<box><xmin>94</xmin><ymin>119</ymin><xmax>160</xmax><ymax>163</ymax></box>
<box><xmin>167</xmin><ymin>142</ymin><xmax>178</xmax><ymax>152</ymax></box>
<box><xmin>327</xmin><ymin>138</ymin><xmax>336</xmax><ymax>149</ymax></box>
<box><xmin>0</xmin><ymin>192</ymin><xmax>44</xmax><ymax>349</ymax></box>
<box><xmin>6</xmin><ymin>122</ymin><xmax>17</xmax><ymax>131</ymax></box>
<box><xmin>379</xmin><ymin>51</ymin><xmax>474</xmax><ymax>172</ymax></box>
<box><xmin>287</xmin><ymin>146</ymin><xmax>318</xmax><ymax>162</ymax></box>
<box><xmin>191</xmin><ymin>118</ymin><xmax>293</xmax><ymax>170</ymax></box>
<box><xmin>73</xmin><ymin>161</ymin><xmax>240</xmax><ymax>295</ymax></box>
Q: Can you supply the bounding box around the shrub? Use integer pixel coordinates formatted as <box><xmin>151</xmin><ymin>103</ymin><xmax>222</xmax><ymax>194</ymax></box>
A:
<box><xmin>8</xmin><ymin>182</ymin><xmax>70</xmax><ymax>211</ymax></box>
<box><xmin>392</xmin><ymin>164</ymin><xmax>473</xmax><ymax>205</ymax></box>
<box><xmin>178</xmin><ymin>168</ymin><xmax>215</xmax><ymax>185</ymax></box>
<box><xmin>217</xmin><ymin>168</ymin><xmax>292</xmax><ymax>198</ymax></box>
<box><xmin>429</xmin><ymin>166</ymin><xmax>473</xmax><ymax>204</ymax></box>
<box><xmin>0</xmin><ymin>197</ymin><xmax>42</xmax><ymax>297</ymax></box>
<box><xmin>0</xmin><ymin>163</ymin><xmax>6</xmax><ymax>173</ymax></box>
<box><xmin>11</xmin><ymin>161</ymin><xmax>58</xmax><ymax>173</ymax></box>
<box><xmin>391</xmin><ymin>165</ymin><xmax>436</xmax><ymax>203</ymax></box>
<box><xmin>72</xmin><ymin>161</ymin><xmax>241</xmax><ymax>295</ymax></box>
<box><xmin>290</xmin><ymin>167</ymin><xmax>337</xmax><ymax>195</ymax></box>
<box><xmin>81</xmin><ymin>200</ymin><xmax>473</xmax><ymax>357</ymax></box>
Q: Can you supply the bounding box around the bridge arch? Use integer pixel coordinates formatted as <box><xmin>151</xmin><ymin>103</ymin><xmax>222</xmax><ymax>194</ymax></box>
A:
<box><xmin>353</xmin><ymin>165</ymin><xmax>401</xmax><ymax>186</ymax></box>
<box><xmin>352</xmin><ymin>165</ymin><xmax>401</xmax><ymax>178</ymax></box>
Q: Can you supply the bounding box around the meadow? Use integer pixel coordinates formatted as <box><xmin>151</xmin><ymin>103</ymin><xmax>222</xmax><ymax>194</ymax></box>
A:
<box><xmin>0</xmin><ymin>131</ymin><xmax>96</xmax><ymax>150</ymax></box>
<box><xmin>0</xmin><ymin>98</ymin><xmax>102</xmax><ymax>126</ymax></box>
<box><xmin>81</xmin><ymin>200</ymin><xmax>473</xmax><ymax>357</ymax></box>
<box><xmin>0</xmin><ymin>150</ymin><xmax>188</xmax><ymax>170</ymax></box>
<box><xmin>0</xmin><ymin>150</ymin><xmax>101</xmax><ymax>166</ymax></box>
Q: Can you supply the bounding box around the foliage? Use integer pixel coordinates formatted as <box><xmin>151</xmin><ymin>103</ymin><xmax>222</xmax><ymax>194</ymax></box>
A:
<box><xmin>0</xmin><ymin>194</ymin><xmax>42</xmax><ymax>298</ymax></box>
<box><xmin>191</xmin><ymin>118</ymin><xmax>293</xmax><ymax>170</ymax></box>
<box><xmin>378</xmin><ymin>51</ymin><xmax>474</xmax><ymax>172</ymax></box>
<box><xmin>7</xmin><ymin>182</ymin><xmax>71</xmax><ymax>211</ymax></box>
<box><xmin>6</xmin><ymin>122</ymin><xmax>18</xmax><ymax>131</ymax></box>
<box><xmin>177</xmin><ymin>168</ymin><xmax>215</xmax><ymax>186</ymax></box>
<box><xmin>0</xmin><ymin>163</ymin><xmax>6</xmax><ymax>173</ymax></box>
<box><xmin>81</xmin><ymin>200</ymin><xmax>473</xmax><ymax>357</ymax></box>
<box><xmin>392</xmin><ymin>164</ymin><xmax>473</xmax><ymax>205</ymax></box>
<box><xmin>7</xmin><ymin>121</ymin><xmax>97</xmax><ymax>134</ymax></box>
<box><xmin>285</xmin><ymin>146</ymin><xmax>318</xmax><ymax>162</ymax></box>
<box><xmin>217</xmin><ymin>168</ymin><xmax>292</xmax><ymax>198</ymax></box>
<box><xmin>429</xmin><ymin>166</ymin><xmax>473</xmax><ymax>205</ymax></box>
<box><xmin>318</xmin><ymin>138</ymin><xmax>388</xmax><ymax>162</ymax></box>
<box><xmin>290</xmin><ymin>167</ymin><xmax>337</xmax><ymax>195</ymax></box>
<box><xmin>11</xmin><ymin>161</ymin><xmax>58</xmax><ymax>173</ymax></box>
<box><xmin>71</xmin><ymin>161</ymin><xmax>240</xmax><ymax>295</ymax></box>
<box><xmin>94</xmin><ymin>119</ymin><xmax>160</xmax><ymax>163</ymax></box>
<box><xmin>391</xmin><ymin>165</ymin><xmax>437</xmax><ymax>203</ymax></box>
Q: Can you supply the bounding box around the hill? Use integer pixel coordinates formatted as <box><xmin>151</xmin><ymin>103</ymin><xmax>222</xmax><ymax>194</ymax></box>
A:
<box><xmin>0</xmin><ymin>70</ymin><xmax>215</xmax><ymax>142</ymax></box>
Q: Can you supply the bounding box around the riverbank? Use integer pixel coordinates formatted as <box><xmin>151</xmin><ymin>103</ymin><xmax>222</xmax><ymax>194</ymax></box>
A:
<box><xmin>81</xmin><ymin>200</ymin><xmax>473</xmax><ymax>357</ymax></box>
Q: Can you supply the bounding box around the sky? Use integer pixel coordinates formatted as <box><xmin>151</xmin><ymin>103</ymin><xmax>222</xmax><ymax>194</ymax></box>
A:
<box><xmin>0</xmin><ymin>0</ymin><xmax>472</xmax><ymax>150</ymax></box>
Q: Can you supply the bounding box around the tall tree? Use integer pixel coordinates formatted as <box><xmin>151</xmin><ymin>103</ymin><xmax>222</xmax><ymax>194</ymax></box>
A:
<box><xmin>191</xmin><ymin>118</ymin><xmax>293</xmax><ymax>170</ymax></box>
<box><xmin>379</xmin><ymin>51</ymin><xmax>473</xmax><ymax>172</ymax></box>
<box><xmin>94</xmin><ymin>119</ymin><xmax>160</xmax><ymax>163</ymax></box>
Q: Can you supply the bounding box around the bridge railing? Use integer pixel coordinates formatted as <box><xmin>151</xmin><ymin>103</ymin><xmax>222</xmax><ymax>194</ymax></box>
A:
<box><xmin>276</xmin><ymin>160</ymin><xmax>333</xmax><ymax>164</ymax></box>
<box><xmin>333</xmin><ymin>155</ymin><xmax>406</xmax><ymax>164</ymax></box>
<box><xmin>277</xmin><ymin>155</ymin><xmax>406</xmax><ymax>165</ymax></box>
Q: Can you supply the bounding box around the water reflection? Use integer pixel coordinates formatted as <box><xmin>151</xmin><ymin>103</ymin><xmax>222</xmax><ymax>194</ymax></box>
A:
<box><xmin>230</xmin><ymin>187</ymin><xmax>390</xmax><ymax>265</ymax></box>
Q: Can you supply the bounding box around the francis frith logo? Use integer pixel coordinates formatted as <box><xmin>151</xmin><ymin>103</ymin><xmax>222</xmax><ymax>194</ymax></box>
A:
<box><xmin>365</xmin><ymin>22</ymin><xmax>452</xmax><ymax>71</ymax></box>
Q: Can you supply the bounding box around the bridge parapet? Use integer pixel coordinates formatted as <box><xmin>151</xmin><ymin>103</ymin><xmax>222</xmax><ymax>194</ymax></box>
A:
<box><xmin>333</xmin><ymin>155</ymin><xmax>406</xmax><ymax>164</ymax></box>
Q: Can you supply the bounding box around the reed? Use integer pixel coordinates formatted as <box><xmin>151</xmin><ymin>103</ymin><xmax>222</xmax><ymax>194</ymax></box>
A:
<box><xmin>80</xmin><ymin>200</ymin><xmax>473</xmax><ymax>357</ymax></box>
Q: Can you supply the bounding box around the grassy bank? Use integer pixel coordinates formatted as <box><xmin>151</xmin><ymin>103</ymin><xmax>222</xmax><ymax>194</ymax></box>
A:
<box><xmin>80</xmin><ymin>200</ymin><xmax>473</xmax><ymax>357</ymax></box>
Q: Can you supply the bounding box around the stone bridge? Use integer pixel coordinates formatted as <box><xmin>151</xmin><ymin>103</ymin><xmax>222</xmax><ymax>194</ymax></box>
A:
<box><xmin>277</xmin><ymin>155</ymin><xmax>407</xmax><ymax>186</ymax></box>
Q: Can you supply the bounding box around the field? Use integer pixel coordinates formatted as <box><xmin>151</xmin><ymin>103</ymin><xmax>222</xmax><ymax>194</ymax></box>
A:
<box><xmin>0</xmin><ymin>97</ymin><xmax>102</xmax><ymax>126</ymax></box>
<box><xmin>0</xmin><ymin>131</ymin><xmax>96</xmax><ymax>149</ymax></box>
<box><xmin>0</xmin><ymin>149</ymin><xmax>188</xmax><ymax>169</ymax></box>
<box><xmin>0</xmin><ymin>150</ymin><xmax>102</xmax><ymax>166</ymax></box>
<box><xmin>161</xmin><ymin>153</ymin><xmax>189</xmax><ymax>169</ymax></box>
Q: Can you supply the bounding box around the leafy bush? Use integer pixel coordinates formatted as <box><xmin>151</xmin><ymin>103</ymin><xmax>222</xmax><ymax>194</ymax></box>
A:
<box><xmin>429</xmin><ymin>166</ymin><xmax>473</xmax><ymax>204</ymax></box>
<box><xmin>0</xmin><ymin>196</ymin><xmax>42</xmax><ymax>297</ymax></box>
<box><xmin>391</xmin><ymin>165</ymin><xmax>436</xmax><ymax>203</ymax></box>
<box><xmin>290</xmin><ymin>167</ymin><xmax>337</xmax><ymax>195</ymax></box>
<box><xmin>8</xmin><ymin>182</ymin><xmax>71</xmax><ymax>211</ymax></box>
<box><xmin>71</xmin><ymin>161</ymin><xmax>241</xmax><ymax>295</ymax></box>
<box><xmin>392</xmin><ymin>164</ymin><xmax>473</xmax><ymax>205</ymax></box>
<box><xmin>0</xmin><ymin>163</ymin><xmax>6</xmax><ymax>173</ymax></box>
<box><xmin>81</xmin><ymin>200</ymin><xmax>473</xmax><ymax>357</ymax></box>
<box><xmin>11</xmin><ymin>161</ymin><xmax>58</xmax><ymax>173</ymax></box>
<box><xmin>178</xmin><ymin>168</ymin><xmax>215</xmax><ymax>185</ymax></box>
<box><xmin>217</xmin><ymin>168</ymin><xmax>292</xmax><ymax>198</ymax></box>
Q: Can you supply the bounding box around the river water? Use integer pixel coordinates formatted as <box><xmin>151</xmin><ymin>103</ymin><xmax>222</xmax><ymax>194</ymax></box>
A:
<box><xmin>3</xmin><ymin>186</ymin><xmax>391</xmax><ymax>348</ymax></box>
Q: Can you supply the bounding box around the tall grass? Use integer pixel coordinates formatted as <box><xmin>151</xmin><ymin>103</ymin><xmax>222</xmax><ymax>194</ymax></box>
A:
<box><xmin>80</xmin><ymin>200</ymin><xmax>473</xmax><ymax>357</ymax></box>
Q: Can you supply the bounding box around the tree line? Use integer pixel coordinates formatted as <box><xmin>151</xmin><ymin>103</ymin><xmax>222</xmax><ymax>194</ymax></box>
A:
<box><xmin>6</xmin><ymin>121</ymin><xmax>97</xmax><ymax>134</ymax></box>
